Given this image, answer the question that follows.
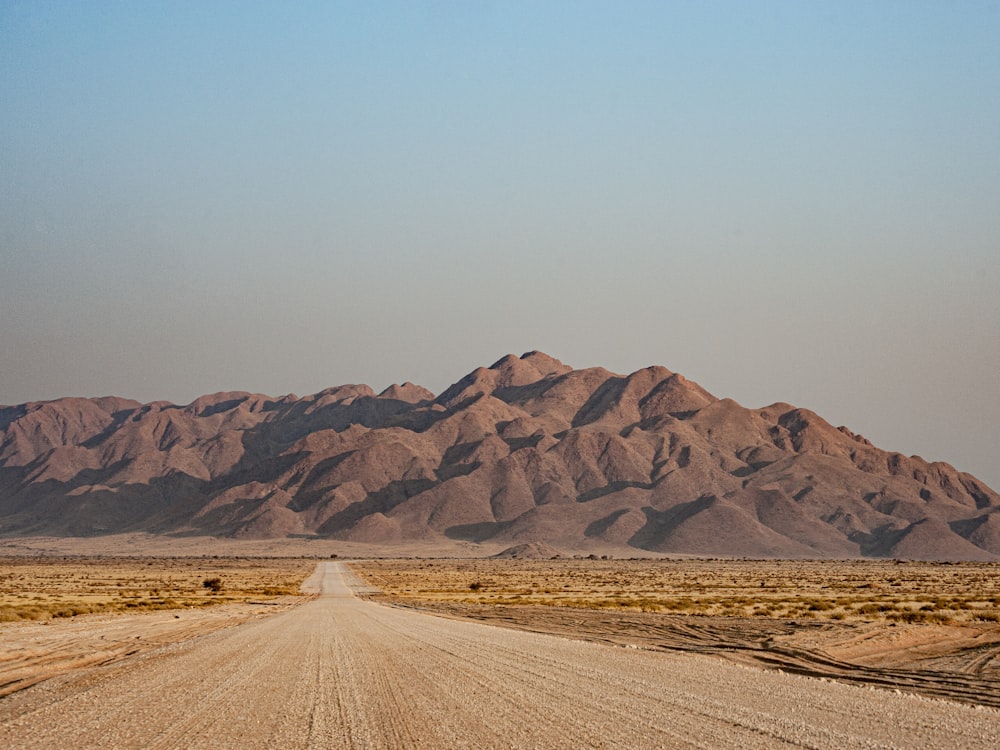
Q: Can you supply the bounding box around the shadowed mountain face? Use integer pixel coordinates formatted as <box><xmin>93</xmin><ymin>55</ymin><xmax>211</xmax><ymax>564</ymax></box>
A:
<box><xmin>2</xmin><ymin>351</ymin><xmax>998</xmax><ymax>559</ymax></box>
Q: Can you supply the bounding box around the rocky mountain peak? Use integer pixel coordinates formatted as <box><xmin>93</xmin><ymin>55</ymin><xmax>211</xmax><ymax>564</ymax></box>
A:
<box><xmin>1</xmin><ymin>354</ymin><xmax>996</xmax><ymax>559</ymax></box>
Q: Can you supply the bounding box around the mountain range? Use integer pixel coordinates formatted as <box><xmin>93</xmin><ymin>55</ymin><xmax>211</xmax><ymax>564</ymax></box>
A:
<box><xmin>2</xmin><ymin>351</ymin><xmax>998</xmax><ymax>559</ymax></box>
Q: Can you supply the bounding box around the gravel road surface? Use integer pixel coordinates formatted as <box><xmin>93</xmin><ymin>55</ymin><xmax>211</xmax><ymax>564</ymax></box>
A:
<box><xmin>1</xmin><ymin>562</ymin><xmax>998</xmax><ymax>749</ymax></box>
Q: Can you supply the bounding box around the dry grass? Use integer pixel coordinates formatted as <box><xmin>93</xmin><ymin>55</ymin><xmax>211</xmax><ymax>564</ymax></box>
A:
<box><xmin>352</xmin><ymin>558</ymin><xmax>1000</xmax><ymax>624</ymax></box>
<box><xmin>0</xmin><ymin>556</ymin><xmax>316</xmax><ymax>622</ymax></box>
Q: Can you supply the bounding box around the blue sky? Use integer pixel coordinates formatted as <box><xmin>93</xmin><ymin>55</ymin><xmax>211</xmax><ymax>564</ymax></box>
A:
<box><xmin>2</xmin><ymin>1</ymin><xmax>998</xmax><ymax>488</ymax></box>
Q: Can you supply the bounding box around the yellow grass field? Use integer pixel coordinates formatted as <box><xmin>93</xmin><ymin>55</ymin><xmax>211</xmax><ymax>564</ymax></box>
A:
<box><xmin>0</xmin><ymin>556</ymin><xmax>316</xmax><ymax>622</ymax></box>
<box><xmin>353</xmin><ymin>557</ymin><xmax>1000</xmax><ymax>624</ymax></box>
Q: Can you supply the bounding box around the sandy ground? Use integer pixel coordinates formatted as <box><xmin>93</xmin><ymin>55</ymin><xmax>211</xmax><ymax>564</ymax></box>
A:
<box><xmin>0</xmin><ymin>597</ymin><xmax>304</xmax><ymax>698</ymax></box>
<box><xmin>386</xmin><ymin>600</ymin><xmax>1000</xmax><ymax>708</ymax></box>
<box><xmin>0</xmin><ymin>534</ymin><xmax>503</xmax><ymax>558</ymax></box>
<box><xmin>354</xmin><ymin>556</ymin><xmax>1000</xmax><ymax>708</ymax></box>
<box><xmin>1</xmin><ymin>562</ymin><xmax>999</xmax><ymax>749</ymax></box>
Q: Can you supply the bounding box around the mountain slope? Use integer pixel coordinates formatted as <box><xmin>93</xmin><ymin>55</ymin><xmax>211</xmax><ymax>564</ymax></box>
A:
<box><xmin>1</xmin><ymin>352</ymin><xmax>997</xmax><ymax>559</ymax></box>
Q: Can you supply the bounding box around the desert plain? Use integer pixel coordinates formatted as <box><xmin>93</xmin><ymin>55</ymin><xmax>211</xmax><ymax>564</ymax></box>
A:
<box><xmin>2</xmin><ymin>550</ymin><xmax>1000</xmax><ymax>748</ymax></box>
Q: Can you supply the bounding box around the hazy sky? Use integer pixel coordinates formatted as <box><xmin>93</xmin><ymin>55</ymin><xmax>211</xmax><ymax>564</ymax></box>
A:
<box><xmin>2</xmin><ymin>2</ymin><xmax>998</xmax><ymax>488</ymax></box>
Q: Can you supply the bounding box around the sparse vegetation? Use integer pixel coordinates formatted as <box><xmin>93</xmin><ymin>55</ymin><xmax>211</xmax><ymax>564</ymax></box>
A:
<box><xmin>351</xmin><ymin>558</ymin><xmax>1000</xmax><ymax>625</ymax></box>
<box><xmin>0</xmin><ymin>556</ymin><xmax>314</xmax><ymax>622</ymax></box>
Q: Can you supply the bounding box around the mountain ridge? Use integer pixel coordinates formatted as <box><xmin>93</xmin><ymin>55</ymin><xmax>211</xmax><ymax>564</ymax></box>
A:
<box><xmin>2</xmin><ymin>352</ymin><xmax>997</xmax><ymax>559</ymax></box>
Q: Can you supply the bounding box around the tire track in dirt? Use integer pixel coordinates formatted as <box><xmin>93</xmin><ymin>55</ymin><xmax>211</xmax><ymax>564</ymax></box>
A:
<box><xmin>392</xmin><ymin>600</ymin><xmax>1000</xmax><ymax>708</ymax></box>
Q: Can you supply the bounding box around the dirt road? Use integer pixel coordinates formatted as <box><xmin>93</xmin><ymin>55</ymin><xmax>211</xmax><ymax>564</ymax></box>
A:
<box><xmin>2</xmin><ymin>562</ymin><xmax>998</xmax><ymax>749</ymax></box>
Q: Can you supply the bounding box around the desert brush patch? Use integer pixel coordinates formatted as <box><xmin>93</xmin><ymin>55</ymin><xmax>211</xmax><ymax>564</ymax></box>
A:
<box><xmin>0</xmin><ymin>556</ymin><xmax>315</xmax><ymax>621</ymax></box>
